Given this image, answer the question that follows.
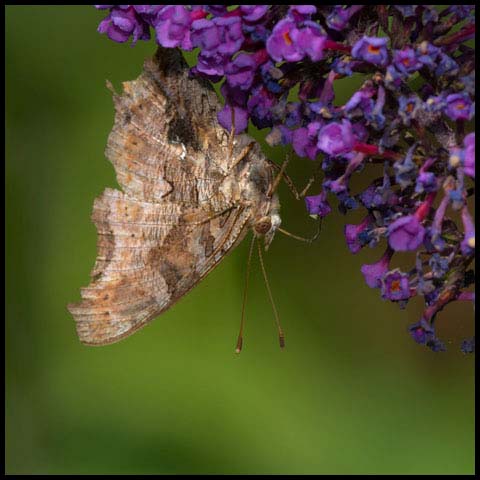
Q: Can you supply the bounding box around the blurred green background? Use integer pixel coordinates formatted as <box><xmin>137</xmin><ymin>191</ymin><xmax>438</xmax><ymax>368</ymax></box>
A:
<box><xmin>6</xmin><ymin>6</ymin><xmax>474</xmax><ymax>475</ymax></box>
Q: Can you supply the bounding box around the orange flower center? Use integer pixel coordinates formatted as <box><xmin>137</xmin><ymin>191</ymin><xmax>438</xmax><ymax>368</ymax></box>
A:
<box><xmin>406</xmin><ymin>103</ymin><xmax>414</xmax><ymax>113</ymax></box>
<box><xmin>367</xmin><ymin>44</ymin><xmax>380</xmax><ymax>54</ymax></box>
<box><xmin>402</xmin><ymin>58</ymin><xmax>411</xmax><ymax>66</ymax></box>
<box><xmin>390</xmin><ymin>280</ymin><xmax>401</xmax><ymax>292</ymax></box>
<box><xmin>282</xmin><ymin>31</ymin><xmax>292</xmax><ymax>46</ymax></box>
<box><xmin>456</xmin><ymin>103</ymin><xmax>466</xmax><ymax>110</ymax></box>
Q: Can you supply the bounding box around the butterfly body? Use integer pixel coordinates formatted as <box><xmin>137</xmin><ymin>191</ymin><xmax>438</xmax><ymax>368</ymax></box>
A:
<box><xmin>68</xmin><ymin>48</ymin><xmax>281</xmax><ymax>345</ymax></box>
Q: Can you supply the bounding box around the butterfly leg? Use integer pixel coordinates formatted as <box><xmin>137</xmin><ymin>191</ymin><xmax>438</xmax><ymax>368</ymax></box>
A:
<box><xmin>266</xmin><ymin>154</ymin><xmax>322</xmax><ymax>244</ymax></box>
<box><xmin>227</xmin><ymin>141</ymin><xmax>255</xmax><ymax>173</ymax></box>
<box><xmin>265</xmin><ymin>154</ymin><xmax>319</xmax><ymax>200</ymax></box>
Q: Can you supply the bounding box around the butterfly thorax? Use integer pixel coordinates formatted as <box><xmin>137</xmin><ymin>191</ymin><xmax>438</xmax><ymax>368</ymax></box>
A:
<box><xmin>224</xmin><ymin>135</ymin><xmax>282</xmax><ymax>248</ymax></box>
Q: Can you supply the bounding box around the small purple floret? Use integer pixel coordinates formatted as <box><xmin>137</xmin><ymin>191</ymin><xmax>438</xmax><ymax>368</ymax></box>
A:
<box><xmin>444</xmin><ymin>93</ymin><xmax>474</xmax><ymax>121</ymax></box>
<box><xmin>155</xmin><ymin>5</ymin><xmax>193</xmax><ymax>50</ymax></box>
<box><xmin>351</xmin><ymin>36</ymin><xmax>389</xmax><ymax>66</ymax></box>
<box><xmin>388</xmin><ymin>215</ymin><xmax>425</xmax><ymax>251</ymax></box>
<box><xmin>304</xmin><ymin>190</ymin><xmax>331</xmax><ymax>217</ymax></box>
<box><xmin>217</xmin><ymin>105</ymin><xmax>248</xmax><ymax>133</ymax></box>
<box><xmin>344</xmin><ymin>216</ymin><xmax>371</xmax><ymax>254</ymax></box>
<box><xmin>393</xmin><ymin>47</ymin><xmax>423</xmax><ymax>74</ymax></box>
<box><xmin>317</xmin><ymin>120</ymin><xmax>355</xmax><ymax>157</ymax></box>
<box><xmin>381</xmin><ymin>269</ymin><xmax>411</xmax><ymax>301</ymax></box>
<box><xmin>361</xmin><ymin>250</ymin><xmax>392</xmax><ymax>289</ymax></box>
<box><xmin>98</xmin><ymin>6</ymin><xmax>150</xmax><ymax>45</ymax></box>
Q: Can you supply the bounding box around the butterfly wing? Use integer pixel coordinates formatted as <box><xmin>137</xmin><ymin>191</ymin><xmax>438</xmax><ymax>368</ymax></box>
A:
<box><xmin>105</xmin><ymin>47</ymin><xmax>230</xmax><ymax>205</ymax></box>
<box><xmin>68</xmin><ymin>189</ymin><xmax>251</xmax><ymax>345</ymax></box>
<box><xmin>68</xmin><ymin>48</ymin><xmax>254</xmax><ymax>345</ymax></box>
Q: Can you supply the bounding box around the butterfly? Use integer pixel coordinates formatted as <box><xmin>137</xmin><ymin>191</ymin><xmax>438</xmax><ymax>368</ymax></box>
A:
<box><xmin>67</xmin><ymin>47</ymin><xmax>286</xmax><ymax>347</ymax></box>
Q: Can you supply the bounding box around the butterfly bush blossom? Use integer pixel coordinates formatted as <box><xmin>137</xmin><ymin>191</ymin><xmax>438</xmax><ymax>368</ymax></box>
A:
<box><xmin>94</xmin><ymin>5</ymin><xmax>475</xmax><ymax>353</ymax></box>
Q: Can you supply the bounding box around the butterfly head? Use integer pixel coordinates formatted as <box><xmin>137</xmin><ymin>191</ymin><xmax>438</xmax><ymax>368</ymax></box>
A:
<box><xmin>254</xmin><ymin>210</ymin><xmax>281</xmax><ymax>250</ymax></box>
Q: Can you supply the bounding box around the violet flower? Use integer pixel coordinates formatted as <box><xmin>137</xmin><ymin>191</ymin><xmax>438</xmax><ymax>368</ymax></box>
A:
<box><xmin>266</xmin><ymin>18</ymin><xmax>304</xmax><ymax>62</ymax></box>
<box><xmin>304</xmin><ymin>190</ymin><xmax>331</xmax><ymax>218</ymax></box>
<box><xmin>393</xmin><ymin>47</ymin><xmax>423</xmax><ymax>74</ymax></box>
<box><xmin>97</xmin><ymin>5</ymin><xmax>150</xmax><ymax>45</ymax></box>
<box><xmin>444</xmin><ymin>93</ymin><xmax>475</xmax><ymax>121</ymax></box>
<box><xmin>388</xmin><ymin>193</ymin><xmax>435</xmax><ymax>252</ymax></box>
<box><xmin>344</xmin><ymin>215</ymin><xmax>371</xmax><ymax>254</ymax></box>
<box><xmin>240</xmin><ymin>5</ymin><xmax>269</xmax><ymax>22</ymax></box>
<box><xmin>351</xmin><ymin>36</ymin><xmax>389</xmax><ymax>66</ymax></box>
<box><xmin>381</xmin><ymin>269</ymin><xmax>411</xmax><ymax>301</ymax></box>
<box><xmin>317</xmin><ymin>120</ymin><xmax>355</xmax><ymax>157</ymax></box>
<box><xmin>361</xmin><ymin>248</ymin><xmax>394</xmax><ymax>289</ymax></box>
<box><xmin>155</xmin><ymin>5</ymin><xmax>196</xmax><ymax>50</ymax></box>
<box><xmin>292</xmin><ymin>121</ymin><xmax>323</xmax><ymax>160</ymax></box>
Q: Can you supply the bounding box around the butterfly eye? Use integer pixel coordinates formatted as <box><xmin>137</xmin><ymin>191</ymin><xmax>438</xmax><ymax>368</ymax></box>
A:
<box><xmin>254</xmin><ymin>217</ymin><xmax>272</xmax><ymax>235</ymax></box>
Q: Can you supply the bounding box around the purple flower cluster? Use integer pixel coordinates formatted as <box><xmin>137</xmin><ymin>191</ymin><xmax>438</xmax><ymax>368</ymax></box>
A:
<box><xmin>95</xmin><ymin>5</ymin><xmax>475</xmax><ymax>353</ymax></box>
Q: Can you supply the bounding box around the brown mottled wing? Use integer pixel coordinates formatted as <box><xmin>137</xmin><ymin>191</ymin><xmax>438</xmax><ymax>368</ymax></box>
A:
<box><xmin>105</xmin><ymin>47</ymin><xmax>230</xmax><ymax>205</ymax></box>
<box><xmin>68</xmin><ymin>189</ymin><xmax>251</xmax><ymax>345</ymax></box>
<box><xmin>68</xmin><ymin>48</ymin><xmax>252</xmax><ymax>345</ymax></box>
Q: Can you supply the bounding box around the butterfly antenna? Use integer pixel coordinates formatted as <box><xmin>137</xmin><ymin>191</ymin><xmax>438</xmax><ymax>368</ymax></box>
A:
<box><xmin>235</xmin><ymin>234</ymin><xmax>256</xmax><ymax>354</ymax></box>
<box><xmin>256</xmin><ymin>238</ymin><xmax>285</xmax><ymax>349</ymax></box>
